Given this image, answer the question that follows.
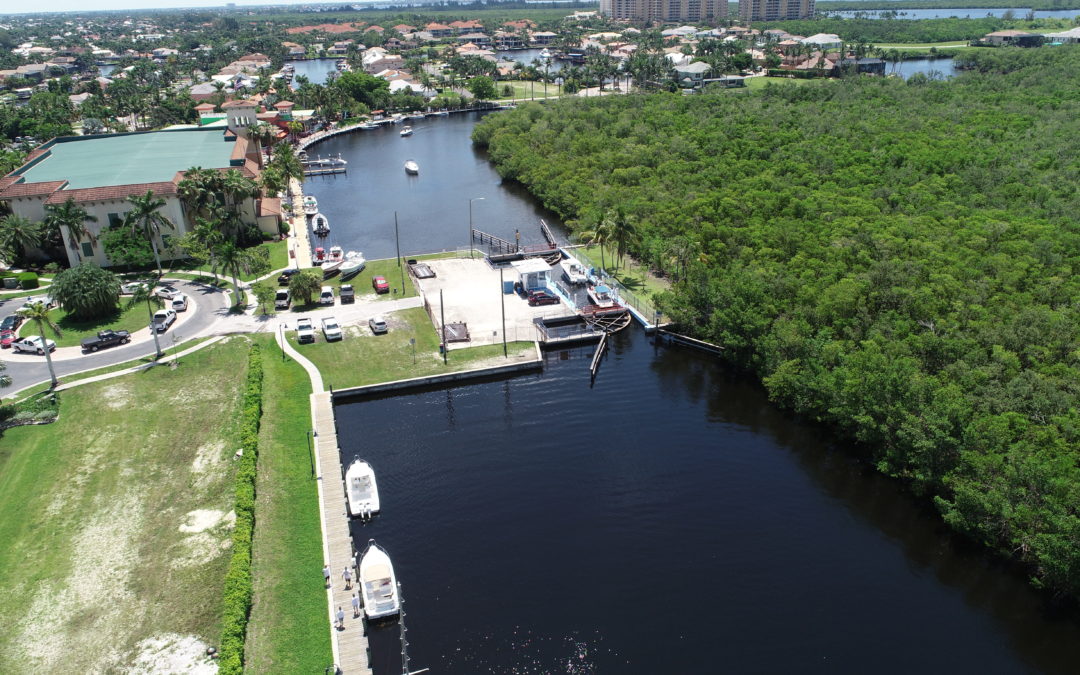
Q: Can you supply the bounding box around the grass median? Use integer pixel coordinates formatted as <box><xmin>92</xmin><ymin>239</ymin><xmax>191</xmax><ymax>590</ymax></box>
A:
<box><xmin>252</xmin><ymin>257</ymin><xmax>418</xmax><ymax>314</ymax></box>
<box><xmin>17</xmin><ymin>301</ymin><xmax>152</xmax><ymax>348</ymax></box>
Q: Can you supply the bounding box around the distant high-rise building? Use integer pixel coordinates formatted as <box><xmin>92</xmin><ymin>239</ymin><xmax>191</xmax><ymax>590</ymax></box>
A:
<box><xmin>738</xmin><ymin>0</ymin><xmax>815</xmax><ymax>21</ymax></box>
<box><xmin>600</xmin><ymin>0</ymin><xmax>727</xmax><ymax>23</ymax></box>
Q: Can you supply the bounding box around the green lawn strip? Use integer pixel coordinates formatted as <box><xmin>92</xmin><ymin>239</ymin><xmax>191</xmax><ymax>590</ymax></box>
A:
<box><xmin>289</xmin><ymin>306</ymin><xmax>534</xmax><ymax>389</ymax></box>
<box><xmin>251</xmin><ymin>258</ymin><xmax>418</xmax><ymax>314</ymax></box>
<box><xmin>180</xmin><ymin>240</ymin><xmax>289</xmax><ymax>281</ymax></box>
<box><xmin>244</xmin><ymin>335</ymin><xmax>333</xmax><ymax>672</ymax></box>
<box><xmin>497</xmin><ymin>80</ymin><xmax>564</xmax><ymax>101</ymax></box>
<box><xmin>167</xmin><ymin>272</ymin><xmax>232</xmax><ymax>288</ymax></box>
<box><xmin>573</xmin><ymin>244</ymin><xmax>671</xmax><ymax>298</ymax></box>
<box><xmin>17</xmin><ymin>301</ymin><xmax>152</xmax><ymax>348</ymax></box>
<box><xmin>0</xmin><ymin>338</ymin><xmax>250</xmax><ymax>672</ymax></box>
<box><xmin>744</xmin><ymin>76</ymin><xmax>816</xmax><ymax>90</ymax></box>
<box><xmin>2</xmin><ymin>336</ymin><xmax>216</xmax><ymax>404</ymax></box>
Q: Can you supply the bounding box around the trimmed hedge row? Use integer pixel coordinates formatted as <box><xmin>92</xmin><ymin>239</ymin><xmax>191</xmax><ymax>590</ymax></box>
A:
<box><xmin>17</xmin><ymin>272</ymin><xmax>38</xmax><ymax>289</ymax></box>
<box><xmin>218</xmin><ymin>344</ymin><xmax>263</xmax><ymax>674</ymax></box>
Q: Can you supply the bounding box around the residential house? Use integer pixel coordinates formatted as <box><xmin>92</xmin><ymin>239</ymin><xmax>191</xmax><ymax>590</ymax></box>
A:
<box><xmin>1043</xmin><ymin>27</ymin><xmax>1080</xmax><ymax>43</ymax></box>
<box><xmin>801</xmin><ymin>33</ymin><xmax>843</xmax><ymax>51</ymax></box>
<box><xmin>458</xmin><ymin>33</ymin><xmax>492</xmax><ymax>48</ymax></box>
<box><xmin>835</xmin><ymin>57</ymin><xmax>885</xmax><ymax>75</ymax></box>
<box><xmin>982</xmin><ymin>30</ymin><xmax>1043</xmax><ymax>47</ymax></box>
<box><xmin>531</xmin><ymin>31</ymin><xmax>557</xmax><ymax>46</ymax></box>
<box><xmin>673</xmin><ymin>61</ymin><xmax>711</xmax><ymax>89</ymax></box>
<box><xmin>450</xmin><ymin>20</ymin><xmax>484</xmax><ymax>34</ymax></box>
<box><xmin>328</xmin><ymin>40</ymin><xmax>353</xmax><ymax>55</ymax></box>
<box><xmin>494</xmin><ymin>32</ymin><xmax>524</xmax><ymax>50</ymax></box>
<box><xmin>425</xmin><ymin>23</ymin><xmax>454</xmax><ymax>39</ymax></box>
<box><xmin>392</xmin><ymin>24</ymin><xmax>416</xmax><ymax>33</ymax></box>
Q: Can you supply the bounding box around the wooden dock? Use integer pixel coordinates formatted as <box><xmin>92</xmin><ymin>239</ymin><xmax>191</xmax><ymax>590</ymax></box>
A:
<box><xmin>304</xmin><ymin>165</ymin><xmax>347</xmax><ymax>177</ymax></box>
<box><xmin>312</xmin><ymin>391</ymin><xmax>373</xmax><ymax>675</ymax></box>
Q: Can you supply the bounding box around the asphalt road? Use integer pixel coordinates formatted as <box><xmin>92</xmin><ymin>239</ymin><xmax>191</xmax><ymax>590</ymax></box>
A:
<box><xmin>0</xmin><ymin>279</ymin><xmax>231</xmax><ymax>393</ymax></box>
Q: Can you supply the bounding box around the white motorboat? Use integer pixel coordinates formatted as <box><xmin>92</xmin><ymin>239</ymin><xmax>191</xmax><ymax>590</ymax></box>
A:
<box><xmin>308</xmin><ymin>153</ymin><xmax>347</xmax><ymax>167</ymax></box>
<box><xmin>345</xmin><ymin>458</ymin><xmax>380</xmax><ymax>519</ymax></box>
<box><xmin>360</xmin><ymin>122</ymin><xmax>379</xmax><ymax>130</ymax></box>
<box><xmin>312</xmin><ymin>212</ymin><xmax>330</xmax><ymax>236</ymax></box>
<box><xmin>339</xmin><ymin>251</ymin><xmax>366</xmax><ymax>280</ymax></box>
<box><xmin>407</xmin><ymin>112</ymin><xmax>426</xmax><ymax>120</ymax></box>
<box><xmin>359</xmin><ymin>539</ymin><xmax>400</xmax><ymax>620</ymax></box>
<box><xmin>400</xmin><ymin>126</ymin><xmax>413</xmax><ymax>137</ymax></box>
<box><xmin>434</xmin><ymin>110</ymin><xmax>449</xmax><ymax>116</ymax></box>
<box><xmin>539</xmin><ymin>48</ymin><xmax>553</xmax><ymax>60</ymax></box>
<box><xmin>560</xmin><ymin>259</ymin><xmax>588</xmax><ymax>285</ymax></box>
<box><xmin>587</xmin><ymin>283</ymin><xmax>616</xmax><ymax>308</ymax></box>
<box><xmin>322</xmin><ymin>246</ymin><xmax>345</xmax><ymax>276</ymax></box>
<box><xmin>404</xmin><ymin>160</ymin><xmax>419</xmax><ymax>175</ymax></box>
<box><xmin>303</xmin><ymin>195</ymin><xmax>318</xmax><ymax>216</ymax></box>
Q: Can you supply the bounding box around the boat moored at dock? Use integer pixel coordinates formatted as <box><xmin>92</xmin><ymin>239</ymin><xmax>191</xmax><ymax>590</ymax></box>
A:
<box><xmin>359</xmin><ymin>539</ymin><xmax>400</xmax><ymax>620</ymax></box>
<box><xmin>345</xmin><ymin>459</ymin><xmax>380</xmax><ymax>519</ymax></box>
<box><xmin>303</xmin><ymin>195</ymin><xmax>319</xmax><ymax>216</ymax></box>
<box><xmin>312</xmin><ymin>212</ymin><xmax>330</xmax><ymax>236</ymax></box>
<box><xmin>561</xmin><ymin>259</ymin><xmax>588</xmax><ymax>285</ymax></box>
<box><xmin>587</xmin><ymin>284</ymin><xmax>617</xmax><ymax>308</ymax></box>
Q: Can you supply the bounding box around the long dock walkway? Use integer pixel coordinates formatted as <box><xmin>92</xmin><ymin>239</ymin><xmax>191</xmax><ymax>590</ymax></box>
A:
<box><xmin>278</xmin><ymin>329</ymin><xmax>372</xmax><ymax>675</ymax></box>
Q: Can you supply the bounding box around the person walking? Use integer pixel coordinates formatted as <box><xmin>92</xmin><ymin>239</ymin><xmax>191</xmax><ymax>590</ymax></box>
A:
<box><xmin>323</xmin><ymin>564</ymin><xmax>331</xmax><ymax>587</ymax></box>
<box><xmin>342</xmin><ymin>565</ymin><xmax>353</xmax><ymax>590</ymax></box>
<box><xmin>350</xmin><ymin>553</ymin><xmax>357</xmax><ymax>571</ymax></box>
<box><xmin>336</xmin><ymin>606</ymin><xmax>345</xmax><ymax>629</ymax></box>
<box><xmin>351</xmin><ymin>592</ymin><xmax>361</xmax><ymax>618</ymax></box>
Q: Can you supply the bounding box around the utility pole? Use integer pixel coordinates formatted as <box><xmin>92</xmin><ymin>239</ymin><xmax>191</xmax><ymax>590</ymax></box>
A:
<box><xmin>395</xmin><ymin>211</ymin><xmax>405</xmax><ymax>293</ymax></box>
<box><xmin>469</xmin><ymin>197</ymin><xmax>484</xmax><ymax>258</ymax></box>
<box><xmin>500</xmin><ymin>267</ymin><xmax>507</xmax><ymax>357</ymax></box>
<box><xmin>440</xmin><ymin>289</ymin><xmax>447</xmax><ymax>365</ymax></box>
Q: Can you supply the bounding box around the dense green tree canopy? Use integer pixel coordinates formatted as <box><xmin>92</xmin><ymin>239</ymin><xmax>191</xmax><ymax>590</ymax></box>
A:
<box><xmin>474</xmin><ymin>46</ymin><xmax>1080</xmax><ymax>599</ymax></box>
<box><xmin>49</xmin><ymin>263</ymin><xmax>120</xmax><ymax>321</ymax></box>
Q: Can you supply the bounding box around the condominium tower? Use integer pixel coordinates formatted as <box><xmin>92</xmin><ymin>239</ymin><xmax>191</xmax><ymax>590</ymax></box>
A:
<box><xmin>738</xmin><ymin>0</ymin><xmax>815</xmax><ymax>21</ymax></box>
<box><xmin>600</xmin><ymin>0</ymin><xmax>727</xmax><ymax>22</ymax></box>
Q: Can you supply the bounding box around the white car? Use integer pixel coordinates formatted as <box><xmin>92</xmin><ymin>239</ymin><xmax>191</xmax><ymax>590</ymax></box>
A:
<box><xmin>120</xmin><ymin>281</ymin><xmax>149</xmax><ymax>295</ymax></box>
<box><xmin>155</xmin><ymin>285</ymin><xmax>182</xmax><ymax>300</ymax></box>
<box><xmin>153</xmin><ymin>308</ymin><xmax>177</xmax><ymax>332</ymax></box>
<box><xmin>296</xmin><ymin>317</ymin><xmax>315</xmax><ymax>344</ymax></box>
<box><xmin>321</xmin><ymin>316</ymin><xmax>343</xmax><ymax>341</ymax></box>
<box><xmin>12</xmin><ymin>335</ymin><xmax>56</xmax><ymax>354</ymax></box>
<box><xmin>368</xmin><ymin>315</ymin><xmax>388</xmax><ymax>334</ymax></box>
<box><xmin>20</xmin><ymin>295</ymin><xmax>56</xmax><ymax>310</ymax></box>
<box><xmin>319</xmin><ymin>286</ymin><xmax>334</xmax><ymax>306</ymax></box>
<box><xmin>171</xmin><ymin>294</ymin><xmax>188</xmax><ymax>312</ymax></box>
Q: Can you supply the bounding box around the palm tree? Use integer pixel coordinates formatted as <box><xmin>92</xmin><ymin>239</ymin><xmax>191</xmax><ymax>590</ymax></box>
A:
<box><xmin>214</xmin><ymin>241</ymin><xmax>259</xmax><ymax>307</ymax></box>
<box><xmin>178</xmin><ymin>166</ymin><xmax>221</xmax><ymax>222</ymax></box>
<box><xmin>16</xmin><ymin>301</ymin><xmax>61</xmax><ymax>387</ymax></box>
<box><xmin>574</xmin><ymin>214</ymin><xmax>614</xmax><ymax>272</ymax></box>
<box><xmin>0</xmin><ymin>214</ymin><xmax>42</xmax><ymax>266</ymax></box>
<box><xmin>44</xmin><ymin>198</ymin><xmax>97</xmax><ymax>263</ymax></box>
<box><xmin>270</xmin><ymin>143</ymin><xmax>304</xmax><ymax>186</ymax></box>
<box><xmin>610</xmin><ymin>212</ymin><xmax>639</xmax><ymax>272</ymax></box>
<box><xmin>127</xmin><ymin>283</ymin><xmax>164</xmax><ymax>358</ymax></box>
<box><xmin>125</xmin><ymin>190</ymin><xmax>174</xmax><ymax>278</ymax></box>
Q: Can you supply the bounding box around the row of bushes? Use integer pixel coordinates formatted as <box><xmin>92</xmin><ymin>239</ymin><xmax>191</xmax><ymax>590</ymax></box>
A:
<box><xmin>0</xmin><ymin>390</ymin><xmax>59</xmax><ymax>429</ymax></box>
<box><xmin>218</xmin><ymin>344</ymin><xmax>263</xmax><ymax>674</ymax></box>
<box><xmin>0</xmin><ymin>271</ymin><xmax>39</xmax><ymax>289</ymax></box>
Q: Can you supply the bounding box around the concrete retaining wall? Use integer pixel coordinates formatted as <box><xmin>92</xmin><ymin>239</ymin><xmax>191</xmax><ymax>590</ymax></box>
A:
<box><xmin>331</xmin><ymin>351</ymin><xmax>542</xmax><ymax>400</ymax></box>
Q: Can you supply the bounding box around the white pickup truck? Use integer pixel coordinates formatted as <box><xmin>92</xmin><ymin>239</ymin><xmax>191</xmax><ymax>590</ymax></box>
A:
<box><xmin>296</xmin><ymin>317</ymin><xmax>315</xmax><ymax>344</ymax></box>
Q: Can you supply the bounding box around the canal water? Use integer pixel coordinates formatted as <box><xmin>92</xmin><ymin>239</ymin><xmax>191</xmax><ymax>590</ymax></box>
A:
<box><xmin>893</xmin><ymin>56</ymin><xmax>959</xmax><ymax>79</ymax></box>
<box><xmin>286</xmin><ymin>58</ymin><xmax>341</xmax><ymax>87</ymax></box>
<box><xmin>301</xmin><ymin>112</ymin><xmax>566</xmax><ymax>262</ymax></box>
<box><xmin>496</xmin><ymin>48</ymin><xmax>566</xmax><ymax>73</ymax></box>
<box><xmin>340</xmin><ymin>330</ymin><xmax>1080</xmax><ymax>674</ymax></box>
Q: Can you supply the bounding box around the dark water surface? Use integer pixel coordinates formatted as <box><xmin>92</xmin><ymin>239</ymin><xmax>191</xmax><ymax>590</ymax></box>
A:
<box><xmin>303</xmin><ymin>112</ymin><xmax>565</xmax><ymax>261</ymax></box>
<box><xmin>286</xmin><ymin>58</ymin><xmax>340</xmax><ymax>87</ymax></box>
<box><xmin>340</xmin><ymin>330</ymin><xmax>1080</xmax><ymax>674</ymax></box>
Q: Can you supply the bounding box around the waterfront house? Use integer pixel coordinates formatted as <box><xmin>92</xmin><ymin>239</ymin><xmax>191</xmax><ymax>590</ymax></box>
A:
<box><xmin>981</xmin><ymin>30</ymin><xmax>1043</xmax><ymax>47</ymax></box>
<box><xmin>1043</xmin><ymin>26</ymin><xmax>1080</xmax><ymax>43</ymax></box>
<box><xmin>835</xmin><ymin>57</ymin><xmax>885</xmax><ymax>76</ymax></box>
<box><xmin>450</xmin><ymin>19</ymin><xmax>485</xmax><ymax>34</ymax></box>
<box><xmin>392</xmin><ymin>24</ymin><xmax>416</xmax><ymax>33</ymax></box>
<box><xmin>531</xmin><ymin>31</ymin><xmax>558</xmax><ymax>46</ymax></box>
<box><xmin>673</xmin><ymin>61</ymin><xmax>711</xmax><ymax>90</ymax></box>
<box><xmin>495</xmin><ymin>32</ymin><xmax>524</xmax><ymax>50</ymax></box>
<box><xmin>425</xmin><ymin>23</ymin><xmax>454</xmax><ymax>39</ymax></box>
<box><xmin>801</xmin><ymin>33</ymin><xmax>843</xmax><ymax>51</ymax></box>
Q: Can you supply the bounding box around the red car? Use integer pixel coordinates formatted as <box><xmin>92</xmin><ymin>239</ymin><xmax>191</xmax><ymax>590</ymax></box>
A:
<box><xmin>0</xmin><ymin>329</ymin><xmax>15</xmax><ymax>349</ymax></box>
<box><xmin>372</xmin><ymin>275</ymin><xmax>389</xmax><ymax>294</ymax></box>
<box><xmin>527</xmin><ymin>290</ymin><xmax>560</xmax><ymax>306</ymax></box>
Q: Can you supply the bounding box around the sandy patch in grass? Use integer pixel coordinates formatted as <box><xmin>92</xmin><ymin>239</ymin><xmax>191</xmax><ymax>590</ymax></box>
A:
<box><xmin>190</xmin><ymin>441</ymin><xmax>226</xmax><ymax>490</ymax></box>
<box><xmin>127</xmin><ymin>633</ymin><xmax>217</xmax><ymax>674</ymax></box>
<box><xmin>101</xmin><ymin>382</ymin><xmax>133</xmax><ymax>410</ymax></box>
<box><xmin>179</xmin><ymin>509</ymin><xmax>235</xmax><ymax>534</ymax></box>
<box><xmin>172</xmin><ymin>531</ymin><xmax>234</xmax><ymax>569</ymax></box>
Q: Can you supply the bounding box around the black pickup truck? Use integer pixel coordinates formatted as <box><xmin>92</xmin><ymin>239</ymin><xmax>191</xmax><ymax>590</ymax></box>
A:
<box><xmin>81</xmin><ymin>329</ymin><xmax>131</xmax><ymax>352</ymax></box>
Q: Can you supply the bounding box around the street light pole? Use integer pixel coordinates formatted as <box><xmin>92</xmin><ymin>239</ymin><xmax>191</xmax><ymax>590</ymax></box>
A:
<box><xmin>468</xmin><ymin>197</ymin><xmax>484</xmax><ymax>258</ymax></box>
<box><xmin>500</xmin><ymin>267</ymin><xmax>507</xmax><ymax>357</ymax></box>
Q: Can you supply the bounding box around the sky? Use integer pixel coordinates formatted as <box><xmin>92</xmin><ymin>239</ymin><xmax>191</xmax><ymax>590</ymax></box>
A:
<box><xmin>0</xmin><ymin>1</ymin><xmax>372</xmax><ymax>16</ymax></box>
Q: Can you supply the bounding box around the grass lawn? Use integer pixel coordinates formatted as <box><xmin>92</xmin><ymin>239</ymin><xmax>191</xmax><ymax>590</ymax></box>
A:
<box><xmin>245</xmin><ymin>335</ymin><xmax>332</xmax><ymax>672</ymax></box>
<box><xmin>573</xmin><ymin>245</ymin><xmax>671</xmax><ymax>299</ymax></box>
<box><xmin>183</xmin><ymin>239</ymin><xmax>289</xmax><ymax>281</ymax></box>
<box><xmin>251</xmin><ymin>258</ymin><xmax>418</xmax><ymax>314</ymax></box>
<box><xmin>290</xmin><ymin>306</ymin><xmax>535</xmax><ymax>389</ymax></box>
<box><xmin>17</xmin><ymin>301</ymin><xmax>155</xmax><ymax>348</ymax></box>
<box><xmin>743</xmin><ymin>76</ymin><xmax>817</xmax><ymax>90</ymax></box>
<box><xmin>0</xmin><ymin>337</ymin><xmax>252</xmax><ymax>672</ymax></box>
<box><xmin>497</xmin><ymin>79</ymin><xmax>563</xmax><ymax>101</ymax></box>
<box><xmin>166</xmin><ymin>272</ymin><xmax>230</xmax><ymax>288</ymax></box>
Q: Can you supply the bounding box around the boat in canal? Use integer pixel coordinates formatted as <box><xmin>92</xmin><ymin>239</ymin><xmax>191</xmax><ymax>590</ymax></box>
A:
<box><xmin>561</xmin><ymin>259</ymin><xmax>588</xmax><ymax>285</ymax></box>
<box><xmin>339</xmin><ymin>251</ymin><xmax>366</xmax><ymax>280</ymax></box>
<box><xmin>400</xmin><ymin>126</ymin><xmax>413</xmax><ymax>137</ymax></box>
<box><xmin>404</xmin><ymin>159</ymin><xmax>419</xmax><ymax>175</ymax></box>
<box><xmin>407</xmin><ymin>112</ymin><xmax>426</xmax><ymax>120</ymax></box>
<box><xmin>313</xmin><ymin>246</ymin><xmax>326</xmax><ymax>265</ymax></box>
<box><xmin>587</xmin><ymin>283</ymin><xmax>617</xmax><ymax>308</ymax></box>
<box><xmin>345</xmin><ymin>458</ymin><xmax>380</xmax><ymax>519</ymax></box>
<box><xmin>359</xmin><ymin>539</ymin><xmax>400</xmax><ymax>620</ymax></box>
<box><xmin>303</xmin><ymin>195</ymin><xmax>318</xmax><ymax>216</ymax></box>
<box><xmin>312</xmin><ymin>213</ymin><xmax>330</xmax><ymax>236</ymax></box>
<box><xmin>360</xmin><ymin>122</ymin><xmax>378</xmax><ymax>130</ymax></box>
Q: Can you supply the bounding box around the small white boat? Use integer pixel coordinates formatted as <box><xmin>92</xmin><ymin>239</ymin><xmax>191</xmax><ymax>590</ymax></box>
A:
<box><xmin>359</xmin><ymin>539</ymin><xmax>400</xmax><ymax>620</ymax></box>
<box><xmin>340</xmin><ymin>251</ymin><xmax>366</xmax><ymax>280</ymax></box>
<box><xmin>345</xmin><ymin>458</ymin><xmax>380</xmax><ymax>519</ymax></box>
<box><xmin>587</xmin><ymin>283</ymin><xmax>616</xmax><ymax>308</ymax></box>
<box><xmin>313</xmin><ymin>246</ymin><xmax>326</xmax><ymax>265</ymax></box>
<box><xmin>328</xmin><ymin>245</ymin><xmax>344</xmax><ymax>263</ymax></box>
<box><xmin>407</xmin><ymin>112</ymin><xmax>426</xmax><ymax>120</ymax></box>
<box><xmin>309</xmin><ymin>153</ymin><xmax>347</xmax><ymax>167</ymax></box>
<box><xmin>312</xmin><ymin>212</ymin><xmax>330</xmax><ymax>236</ymax></box>
<box><xmin>434</xmin><ymin>110</ymin><xmax>449</xmax><ymax>116</ymax></box>
<box><xmin>540</xmin><ymin>48</ymin><xmax>553</xmax><ymax>60</ymax></box>
<box><xmin>360</xmin><ymin>122</ymin><xmax>378</xmax><ymax>130</ymax></box>
<box><xmin>303</xmin><ymin>196</ymin><xmax>318</xmax><ymax>216</ymax></box>
<box><xmin>404</xmin><ymin>160</ymin><xmax>419</xmax><ymax>175</ymax></box>
<box><xmin>560</xmin><ymin>259</ymin><xmax>588</xmax><ymax>285</ymax></box>
<box><xmin>400</xmin><ymin>126</ymin><xmax>413</xmax><ymax>137</ymax></box>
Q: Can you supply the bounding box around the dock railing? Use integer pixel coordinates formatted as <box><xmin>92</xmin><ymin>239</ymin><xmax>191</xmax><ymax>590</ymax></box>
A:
<box><xmin>560</xmin><ymin>249</ymin><xmax>658</xmax><ymax>324</ymax></box>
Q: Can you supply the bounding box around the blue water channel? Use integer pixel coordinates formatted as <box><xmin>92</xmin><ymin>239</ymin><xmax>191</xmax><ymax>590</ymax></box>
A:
<box><xmin>340</xmin><ymin>329</ymin><xmax>1080</xmax><ymax>674</ymax></box>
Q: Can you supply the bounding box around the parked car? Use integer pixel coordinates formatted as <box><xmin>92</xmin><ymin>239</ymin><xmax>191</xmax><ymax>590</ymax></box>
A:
<box><xmin>319</xmin><ymin>286</ymin><xmax>334</xmax><ymax>305</ymax></box>
<box><xmin>368</xmin><ymin>315</ymin><xmax>388</xmax><ymax>334</ymax></box>
<box><xmin>0</xmin><ymin>329</ymin><xmax>15</xmax><ymax>349</ymax></box>
<box><xmin>155</xmin><ymin>285</ymin><xmax>181</xmax><ymax>300</ymax></box>
<box><xmin>372</xmin><ymin>275</ymin><xmax>389</xmax><ymax>294</ymax></box>
<box><xmin>527</xmin><ymin>290</ymin><xmax>560</xmax><ymax>306</ymax></box>
<box><xmin>321</xmin><ymin>316</ymin><xmax>343</xmax><ymax>341</ymax></box>
<box><xmin>81</xmin><ymin>329</ymin><xmax>131</xmax><ymax>352</ymax></box>
<box><xmin>340</xmin><ymin>284</ymin><xmax>355</xmax><ymax>304</ymax></box>
<box><xmin>12</xmin><ymin>335</ymin><xmax>56</xmax><ymax>354</ymax></box>
<box><xmin>275</xmin><ymin>289</ymin><xmax>290</xmax><ymax>310</ymax></box>
<box><xmin>20</xmin><ymin>295</ymin><xmax>56</xmax><ymax>310</ymax></box>
<box><xmin>0</xmin><ymin>314</ymin><xmax>23</xmax><ymax>332</ymax></box>
<box><xmin>153</xmin><ymin>308</ymin><xmax>177</xmax><ymax>332</ymax></box>
<box><xmin>171</xmin><ymin>294</ymin><xmax>188</xmax><ymax>312</ymax></box>
<box><xmin>120</xmin><ymin>281</ymin><xmax>149</xmax><ymax>295</ymax></box>
<box><xmin>278</xmin><ymin>268</ymin><xmax>300</xmax><ymax>286</ymax></box>
<box><xmin>296</xmin><ymin>317</ymin><xmax>315</xmax><ymax>344</ymax></box>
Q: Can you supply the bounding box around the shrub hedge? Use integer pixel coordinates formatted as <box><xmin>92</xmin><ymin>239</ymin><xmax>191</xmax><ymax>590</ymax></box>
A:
<box><xmin>218</xmin><ymin>344</ymin><xmax>263</xmax><ymax>674</ymax></box>
<box><xmin>17</xmin><ymin>272</ymin><xmax>38</xmax><ymax>289</ymax></box>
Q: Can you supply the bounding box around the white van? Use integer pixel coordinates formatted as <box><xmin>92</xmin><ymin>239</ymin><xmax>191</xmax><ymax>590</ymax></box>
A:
<box><xmin>275</xmin><ymin>289</ymin><xmax>290</xmax><ymax>309</ymax></box>
<box><xmin>319</xmin><ymin>286</ymin><xmax>334</xmax><ymax>305</ymax></box>
<box><xmin>171</xmin><ymin>294</ymin><xmax>188</xmax><ymax>312</ymax></box>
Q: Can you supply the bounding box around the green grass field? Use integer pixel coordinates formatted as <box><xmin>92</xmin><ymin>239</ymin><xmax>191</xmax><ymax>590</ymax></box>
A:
<box><xmin>496</xmin><ymin>80</ymin><xmax>564</xmax><ymax>101</ymax></box>
<box><xmin>185</xmin><ymin>239</ymin><xmax>289</xmax><ymax>281</ymax></box>
<box><xmin>252</xmin><ymin>257</ymin><xmax>418</xmax><ymax>314</ymax></box>
<box><xmin>17</xmin><ymin>300</ymin><xmax>154</xmax><ymax>348</ymax></box>
<box><xmin>573</xmin><ymin>244</ymin><xmax>670</xmax><ymax>298</ymax></box>
<box><xmin>0</xmin><ymin>337</ymin><xmax>251</xmax><ymax>672</ymax></box>
<box><xmin>244</xmin><ymin>336</ymin><xmax>333</xmax><ymax>671</ymax></box>
<box><xmin>290</xmin><ymin>306</ymin><xmax>534</xmax><ymax>389</ymax></box>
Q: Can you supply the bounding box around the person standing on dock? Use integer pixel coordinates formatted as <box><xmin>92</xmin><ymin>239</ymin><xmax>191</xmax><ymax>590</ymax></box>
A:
<box><xmin>342</xmin><ymin>565</ymin><xmax>353</xmax><ymax>590</ymax></box>
<box><xmin>323</xmin><ymin>564</ymin><xmax>331</xmax><ymax>587</ymax></box>
<box><xmin>351</xmin><ymin>592</ymin><xmax>360</xmax><ymax>618</ymax></box>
